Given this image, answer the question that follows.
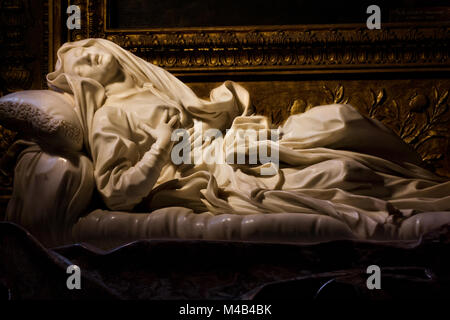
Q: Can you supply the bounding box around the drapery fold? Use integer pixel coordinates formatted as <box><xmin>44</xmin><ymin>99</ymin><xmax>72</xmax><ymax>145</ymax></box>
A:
<box><xmin>6</xmin><ymin>38</ymin><xmax>449</xmax><ymax>249</ymax></box>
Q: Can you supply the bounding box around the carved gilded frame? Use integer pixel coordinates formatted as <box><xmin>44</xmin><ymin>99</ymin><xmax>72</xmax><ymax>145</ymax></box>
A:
<box><xmin>56</xmin><ymin>0</ymin><xmax>450</xmax><ymax>77</ymax></box>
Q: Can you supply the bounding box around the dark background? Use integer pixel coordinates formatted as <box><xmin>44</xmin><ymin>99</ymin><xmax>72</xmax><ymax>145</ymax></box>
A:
<box><xmin>108</xmin><ymin>0</ymin><xmax>450</xmax><ymax>29</ymax></box>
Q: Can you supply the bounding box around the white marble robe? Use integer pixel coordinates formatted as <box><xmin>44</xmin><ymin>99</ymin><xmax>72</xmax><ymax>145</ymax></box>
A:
<box><xmin>89</xmin><ymin>89</ymin><xmax>450</xmax><ymax>243</ymax></box>
<box><xmin>36</xmin><ymin>38</ymin><xmax>450</xmax><ymax>248</ymax></box>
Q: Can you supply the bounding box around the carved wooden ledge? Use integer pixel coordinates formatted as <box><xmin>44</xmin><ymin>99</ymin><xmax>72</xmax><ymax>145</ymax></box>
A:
<box><xmin>62</xmin><ymin>1</ymin><xmax>450</xmax><ymax>76</ymax></box>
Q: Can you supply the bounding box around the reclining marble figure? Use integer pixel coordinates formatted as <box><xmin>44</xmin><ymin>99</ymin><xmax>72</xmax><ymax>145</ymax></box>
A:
<box><xmin>1</xmin><ymin>38</ymin><xmax>450</xmax><ymax>249</ymax></box>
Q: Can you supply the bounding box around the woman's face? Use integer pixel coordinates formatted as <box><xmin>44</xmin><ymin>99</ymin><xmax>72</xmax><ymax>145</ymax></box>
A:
<box><xmin>63</xmin><ymin>43</ymin><xmax>121</xmax><ymax>86</ymax></box>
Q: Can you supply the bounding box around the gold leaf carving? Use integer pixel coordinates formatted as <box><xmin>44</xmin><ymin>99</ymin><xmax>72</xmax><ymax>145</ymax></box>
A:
<box><xmin>64</xmin><ymin>1</ymin><xmax>450</xmax><ymax>75</ymax></box>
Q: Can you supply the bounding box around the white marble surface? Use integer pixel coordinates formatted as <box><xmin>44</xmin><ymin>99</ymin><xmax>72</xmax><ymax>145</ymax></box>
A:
<box><xmin>5</xmin><ymin>39</ymin><xmax>450</xmax><ymax>248</ymax></box>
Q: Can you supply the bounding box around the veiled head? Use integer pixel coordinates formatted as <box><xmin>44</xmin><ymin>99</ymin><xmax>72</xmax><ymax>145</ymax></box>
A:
<box><xmin>62</xmin><ymin>42</ymin><xmax>121</xmax><ymax>86</ymax></box>
<box><xmin>46</xmin><ymin>38</ymin><xmax>202</xmax><ymax>141</ymax></box>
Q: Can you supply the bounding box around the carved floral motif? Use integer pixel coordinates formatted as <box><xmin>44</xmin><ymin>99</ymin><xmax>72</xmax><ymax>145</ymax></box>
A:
<box><xmin>286</xmin><ymin>83</ymin><xmax>450</xmax><ymax>176</ymax></box>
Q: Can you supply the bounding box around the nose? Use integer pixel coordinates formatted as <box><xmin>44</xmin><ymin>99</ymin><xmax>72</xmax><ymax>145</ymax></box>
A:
<box><xmin>77</xmin><ymin>51</ymin><xmax>90</xmax><ymax>63</ymax></box>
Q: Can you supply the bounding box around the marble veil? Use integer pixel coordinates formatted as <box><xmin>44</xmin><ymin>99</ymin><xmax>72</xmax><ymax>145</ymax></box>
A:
<box><xmin>9</xmin><ymin>39</ymin><xmax>450</xmax><ymax>248</ymax></box>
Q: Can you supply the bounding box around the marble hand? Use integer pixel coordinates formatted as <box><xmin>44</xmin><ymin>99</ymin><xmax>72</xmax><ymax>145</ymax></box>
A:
<box><xmin>141</xmin><ymin>109</ymin><xmax>180</xmax><ymax>150</ymax></box>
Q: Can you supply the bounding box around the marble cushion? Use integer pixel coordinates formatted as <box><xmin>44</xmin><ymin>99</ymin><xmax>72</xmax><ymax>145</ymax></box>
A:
<box><xmin>0</xmin><ymin>90</ymin><xmax>83</xmax><ymax>151</ymax></box>
<box><xmin>5</xmin><ymin>143</ymin><xmax>95</xmax><ymax>246</ymax></box>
